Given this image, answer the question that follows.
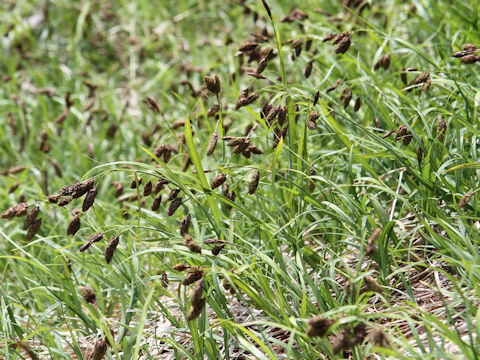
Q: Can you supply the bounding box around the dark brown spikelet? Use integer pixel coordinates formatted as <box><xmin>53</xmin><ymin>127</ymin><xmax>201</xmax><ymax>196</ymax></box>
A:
<box><xmin>276</xmin><ymin>106</ymin><xmax>286</xmax><ymax>127</ymax></box>
<box><xmin>211</xmin><ymin>173</ymin><xmax>227</xmax><ymax>189</ymax></box>
<box><xmin>186</xmin><ymin>298</ymin><xmax>206</xmax><ymax>321</ymax></box>
<box><xmin>79</xmin><ymin>232</ymin><xmax>104</xmax><ymax>252</ymax></box>
<box><xmin>203</xmin><ymin>75</ymin><xmax>221</xmax><ymax>94</ymax></box>
<box><xmin>143</xmin><ymin>181</ymin><xmax>152</xmax><ymax>196</ymax></box>
<box><xmin>173</xmin><ymin>263</ymin><xmax>188</xmax><ymax>271</ymax></box>
<box><xmin>207</xmin><ymin>104</ymin><xmax>220</xmax><ymax>117</ymax></box>
<box><xmin>238</xmin><ymin>41</ymin><xmax>259</xmax><ymax>53</ymax></box>
<box><xmin>167</xmin><ymin>188</ymin><xmax>180</xmax><ymax>201</ymax></box>
<box><xmin>422</xmin><ymin>79</ymin><xmax>432</xmax><ymax>92</ymax></box>
<box><xmin>105</xmin><ymin>234</ymin><xmax>120</xmax><ymax>264</ymax></box>
<box><xmin>206</xmin><ymin>131</ymin><xmax>218</xmax><ymax>156</ymax></box>
<box><xmin>235</xmin><ymin>92</ymin><xmax>260</xmax><ymax>110</ymax></box>
<box><xmin>190</xmin><ymin>279</ymin><xmax>204</xmax><ymax>307</ymax></box>
<box><xmin>354</xmin><ymin>98</ymin><xmax>361</xmax><ymax>112</ymax></box>
<box><xmin>369</xmin><ymin>327</ymin><xmax>390</xmax><ymax>348</ymax></box>
<box><xmin>458</xmin><ymin>192</ymin><xmax>472</xmax><ymax>209</ymax></box>
<box><xmin>67</xmin><ymin>215</ymin><xmax>81</xmax><ymax>236</ymax></box>
<box><xmin>92</xmin><ymin>340</ymin><xmax>108</xmax><ymax>360</ymax></box>
<box><xmin>266</xmin><ymin>105</ymin><xmax>280</xmax><ymax>125</ymax></box>
<box><xmin>72</xmin><ymin>179</ymin><xmax>95</xmax><ymax>198</ymax></box>
<box><xmin>153</xmin><ymin>179</ymin><xmax>167</xmax><ymax>194</ymax></box>
<box><xmin>161</xmin><ymin>271</ymin><xmax>169</xmax><ymax>288</ymax></box>
<box><xmin>437</xmin><ymin>117</ymin><xmax>447</xmax><ymax>142</ymax></box>
<box><xmin>256</xmin><ymin>57</ymin><xmax>268</xmax><ymax>74</ymax></box>
<box><xmin>322</xmin><ymin>33</ymin><xmax>336</xmax><ymax>42</ymax></box>
<box><xmin>308</xmin><ymin>168</ymin><xmax>316</xmax><ymax>192</ymax></box>
<box><xmin>407</xmin><ymin>72</ymin><xmax>430</xmax><ymax>89</ymax></box>
<box><xmin>48</xmin><ymin>194</ymin><xmax>61</xmax><ymax>204</ymax></box>
<box><xmin>313</xmin><ymin>91</ymin><xmax>320</xmax><ymax>107</ymax></box>
<box><xmin>331</xmin><ymin>324</ymin><xmax>368</xmax><ymax>355</ymax></box>
<box><xmin>306</xmin><ymin>111</ymin><xmax>319</xmax><ymax>131</ymax></box>
<box><xmin>249</xmin><ymin>171</ymin><xmax>260</xmax><ymax>194</ymax></box>
<box><xmin>130</xmin><ymin>177</ymin><xmax>142</xmax><ymax>189</ymax></box>
<box><xmin>184</xmin><ymin>234</ymin><xmax>202</xmax><ymax>254</ymax></box>
<box><xmin>461</xmin><ymin>54</ymin><xmax>480</xmax><ymax>64</ymax></box>
<box><xmin>58</xmin><ymin>197</ymin><xmax>72</xmax><ymax>207</ymax></box>
<box><xmin>306</xmin><ymin>316</ymin><xmax>334</xmax><ymax>337</ymax></box>
<box><xmin>180</xmin><ymin>214</ymin><xmax>191</xmax><ymax>236</ymax></box>
<box><xmin>167</xmin><ymin>197</ymin><xmax>182</xmax><ymax>216</ymax></box>
<box><xmin>462</xmin><ymin>43</ymin><xmax>477</xmax><ymax>51</ymax></box>
<box><xmin>146</xmin><ymin>96</ymin><xmax>161</xmax><ymax>114</ymax></box>
<box><xmin>151</xmin><ymin>195</ymin><xmax>162</xmax><ymax>211</ymax></box>
<box><xmin>417</xmin><ymin>146</ymin><xmax>423</xmax><ymax>164</ymax></box>
<box><xmin>182</xmin><ymin>265</ymin><xmax>204</xmax><ymax>285</ymax></box>
<box><xmin>82</xmin><ymin>187</ymin><xmax>98</xmax><ymax>212</ymax></box>
<box><xmin>341</xmin><ymin>88</ymin><xmax>353</xmax><ymax>108</ymax></box>
<box><xmin>26</xmin><ymin>218</ymin><xmax>42</xmax><ymax>241</ymax></box>
<box><xmin>212</xmin><ymin>243</ymin><xmax>225</xmax><ymax>255</ymax></box>
<box><xmin>1</xmin><ymin>202</ymin><xmax>29</xmax><ymax>219</ymax></box>
<box><xmin>204</xmin><ymin>238</ymin><xmax>225</xmax><ymax>244</ymax></box>
<box><xmin>8</xmin><ymin>182</ymin><xmax>20</xmax><ymax>194</ymax></box>
<box><xmin>79</xmin><ymin>286</ymin><xmax>96</xmax><ymax>304</ymax></box>
<box><xmin>304</xmin><ymin>60</ymin><xmax>313</xmax><ymax>78</ymax></box>
<box><xmin>260</xmin><ymin>100</ymin><xmax>271</xmax><ymax>119</ymax></box>
<box><xmin>261</xmin><ymin>0</ymin><xmax>272</xmax><ymax>19</ymax></box>
<box><xmin>395</xmin><ymin>124</ymin><xmax>412</xmax><ymax>146</ymax></box>
<box><xmin>23</xmin><ymin>206</ymin><xmax>40</xmax><ymax>230</ymax></box>
<box><xmin>365</xmin><ymin>228</ymin><xmax>381</xmax><ymax>255</ymax></box>
<box><xmin>374</xmin><ymin>54</ymin><xmax>391</xmax><ymax>71</ymax></box>
<box><xmin>335</xmin><ymin>34</ymin><xmax>351</xmax><ymax>54</ymax></box>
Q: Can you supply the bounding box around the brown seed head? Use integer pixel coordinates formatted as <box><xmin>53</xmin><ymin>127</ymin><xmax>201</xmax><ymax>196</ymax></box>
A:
<box><xmin>437</xmin><ymin>117</ymin><xmax>447</xmax><ymax>142</ymax></box>
<box><xmin>203</xmin><ymin>75</ymin><xmax>221</xmax><ymax>94</ymax></box>
<box><xmin>458</xmin><ymin>192</ymin><xmax>472</xmax><ymax>209</ymax></box>
<box><xmin>182</xmin><ymin>265</ymin><xmax>204</xmax><ymax>285</ymax></box>
<box><xmin>190</xmin><ymin>279</ymin><xmax>204</xmax><ymax>307</ymax></box>
<box><xmin>206</xmin><ymin>131</ymin><xmax>218</xmax><ymax>156</ymax></box>
<box><xmin>146</xmin><ymin>96</ymin><xmax>161</xmax><ymax>114</ymax></box>
<box><xmin>72</xmin><ymin>179</ymin><xmax>94</xmax><ymax>198</ymax></box>
<box><xmin>167</xmin><ymin>197</ymin><xmax>182</xmax><ymax>216</ymax></box>
<box><xmin>186</xmin><ymin>298</ymin><xmax>206</xmax><ymax>321</ymax></box>
<box><xmin>304</xmin><ymin>61</ymin><xmax>313</xmax><ymax>78</ymax></box>
<box><xmin>143</xmin><ymin>181</ymin><xmax>152</xmax><ymax>196</ymax></box>
<box><xmin>238</xmin><ymin>41</ymin><xmax>259</xmax><ymax>53</ymax></box>
<box><xmin>82</xmin><ymin>187</ymin><xmax>98</xmax><ymax>212</ymax></box>
<box><xmin>212</xmin><ymin>243</ymin><xmax>225</xmax><ymax>255</ymax></box>
<box><xmin>184</xmin><ymin>234</ymin><xmax>202</xmax><ymax>254</ymax></box>
<box><xmin>462</xmin><ymin>43</ymin><xmax>477</xmax><ymax>51</ymax></box>
<box><xmin>173</xmin><ymin>263</ymin><xmax>188</xmax><ymax>271</ymax></box>
<box><xmin>167</xmin><ymin>188</ymin><xmax>180</xmax><ymax>201</ymax></box>
<box><xmin>151</xmin><ymin>195</ymin><xmax>162</xmax><ymax>211</ymax></box>
<box><xmin>67</xmin><ymin>215</ymin><xmax>81</xmax><ymax>236</ymax></box>
<box><xmin>79</xmin><ymin>286</ymin><xmax>96</xmax><ymax>304</ymax></box>
<box><xmin>23</xmin><ymin>206</ymin><xmax>40</xmax><ymax>230</ymax></box>
<box><xmin>207</xmin><ymin>104</ymin><xmax>220</xmax><ymax>117</ymax></box>
<box><xmin>180</xmin><ymin>214</ymin><xmax>191</xmax><ymax>236</ymax></box>
<box><xmin>256</xmin><ymin>57</ymin><xmax>268</xmax><ymax>74</ymax></box>
<box><xmin>26</xmin><ymin>218</ymin><xmax>42</xmax><ymax>241</ymax></box>
<box><xmin>92</xmin><ymin>340</ymin><xmax>107</xmax><ymax>360</ymax></box>
<box><xmin>461</xmin><ymin>54</ymin><xmax>480</xmax><ymax>64</ymax></box>
<box><xmin>335</xmin><ymin>34</ymin><xmax>351</xmax><ymax>54</ymax></box>
<box><xmin>105</xmin><ymin>234</ymin><xmax>120</xmax><ymax>263</ymax></box>
<box><xmin>249</xmin><ymin>171</ymin><xmax>260</xmax><ymax>194</ymax></box>
<box><xmin>306</xmin><ymin>316</ymin><xmax>334</xmax><ymax>337</ymax></box>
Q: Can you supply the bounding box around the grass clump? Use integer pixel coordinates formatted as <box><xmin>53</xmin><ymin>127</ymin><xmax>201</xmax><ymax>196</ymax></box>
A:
<box><xmin>1</xmin><ymin>0</ymin><xmax>480</xmax><ymax>359</ymax></box>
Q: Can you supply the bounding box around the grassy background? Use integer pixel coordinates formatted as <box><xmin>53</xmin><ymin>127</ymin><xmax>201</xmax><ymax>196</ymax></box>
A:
<box><xmin>1</xmin><ymin>0</ymin><xmax>480</xmax><ymax>358</ymax></box>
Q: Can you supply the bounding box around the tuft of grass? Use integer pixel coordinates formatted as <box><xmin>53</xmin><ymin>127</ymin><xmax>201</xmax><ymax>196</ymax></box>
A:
<box><xmin>1</xmin><ymin>0</ymin><xmax>480</xmax><ymax>359</ymax></box>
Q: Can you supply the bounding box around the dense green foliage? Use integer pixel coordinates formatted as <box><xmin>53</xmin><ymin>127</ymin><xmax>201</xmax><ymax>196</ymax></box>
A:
<box><xmin>1</xmin><ymin>0</ymin><xmax>479</xmax><ymax>358</ymax></box>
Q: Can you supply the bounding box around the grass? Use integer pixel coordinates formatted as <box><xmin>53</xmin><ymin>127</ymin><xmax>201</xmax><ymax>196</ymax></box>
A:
<box><xmin>1</xmin><ymin>0</ymin><xmax>480</xmax><ymax>359</ymax></box>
